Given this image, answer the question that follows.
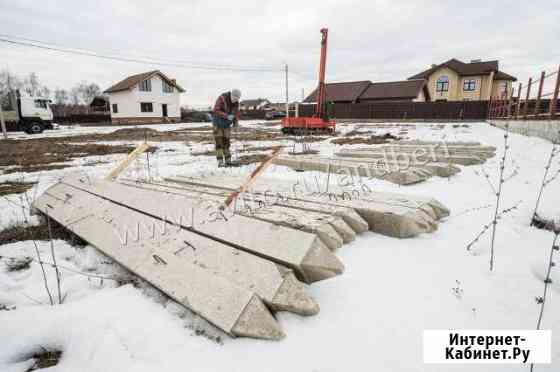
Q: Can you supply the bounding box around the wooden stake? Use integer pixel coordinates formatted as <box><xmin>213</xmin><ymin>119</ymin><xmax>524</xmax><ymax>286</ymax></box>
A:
<box><xmin>105</xmin><ymin>142</ymin><xmax>151</xmax><ymax>180</ymax></box>
<box><xmin>223</xmin><ymin>146</ymin><xmax>282</xmax><ymax>207</ymax></box>
<box><xmin>523</xmin><ymin>77</ymin><xmax>532</xmax><ymax>119</ymax></box>
<box><xmin>534</xmin><ymin>71</ymin><xmax>546</xmax><ymax>116</ymax></box>
<box><xmin>0</xmin><ymin>104</ymin><xmax>7</xmax><ymax>140</ymax></box>
<box><xmin>550</xmin><ymin>66</ymin><xmax>560</xmax><ymax>119</ymax></box>
<box><xmin>515</xmin><ymin>83</ymin><xmax>522</xmax><ymax>119</ymax></box>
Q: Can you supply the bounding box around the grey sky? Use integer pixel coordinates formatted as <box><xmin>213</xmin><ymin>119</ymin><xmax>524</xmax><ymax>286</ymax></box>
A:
<box><xmin>1</xmin><ymin>0</ymin><xmax>559</xmax><ymax>107</ymax></box>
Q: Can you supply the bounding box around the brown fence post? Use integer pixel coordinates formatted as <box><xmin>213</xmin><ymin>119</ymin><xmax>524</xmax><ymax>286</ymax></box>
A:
<box><xmin>534</xmin><ymin>71</ymin><xmax>546</xmax><ymax>116</ymax></box>
<box><xmin>523</xmin><ymin>77</ymin><xmax>532</xmax><ymax>119</ymax></box>
<box><xmin>550</xmin><ymin>65</ymin><xmax>560</xmax><ymax>119</ymax></box>
<box><xmin>515</xmin><ymin>83</ymin><xmax>522</xmax><ymax>119</ymax></box>
<box><xmin>506</xmin><ymin>88</ymin><xmax>513</xmax><ymax>118</ymax></box>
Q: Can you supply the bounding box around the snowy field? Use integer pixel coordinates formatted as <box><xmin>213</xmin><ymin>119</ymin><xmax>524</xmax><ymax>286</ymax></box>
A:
<box><xmin>1</xmin><ymin>121</ymin><xmax>559</xmax><ymax>372</ymax></box>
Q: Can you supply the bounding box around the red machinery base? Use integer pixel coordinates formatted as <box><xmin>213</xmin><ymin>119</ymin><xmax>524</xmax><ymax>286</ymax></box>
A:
<box><xmin>281</xmin><ymin>117</ymin><xmax>336</xmax><ymax>135</ymax></box>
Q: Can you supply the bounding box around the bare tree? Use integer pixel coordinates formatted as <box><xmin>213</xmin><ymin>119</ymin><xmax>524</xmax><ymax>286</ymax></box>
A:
<box><xmin>54</xmin><ymin>88</ymin><xmax>69</xmax><ymax>105</ymax></box>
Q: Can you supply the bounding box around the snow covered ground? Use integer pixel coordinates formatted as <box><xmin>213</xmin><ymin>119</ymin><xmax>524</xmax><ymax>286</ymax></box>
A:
<box><xmin>1</xmin><ymin>121</ymin><xmax>559</xmax><ymax>371</ymax></box>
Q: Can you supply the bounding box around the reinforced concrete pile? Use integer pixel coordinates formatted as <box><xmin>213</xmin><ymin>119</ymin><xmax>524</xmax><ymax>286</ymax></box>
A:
<box><xmin>273</xmin><ymin>141</ymin><xmax>496</xmax><ymax>185</ymax></box>
<box><xmin>32</xmin><ymin>170</ymin><xmax>450</xmax><ymax>340</ymax></box>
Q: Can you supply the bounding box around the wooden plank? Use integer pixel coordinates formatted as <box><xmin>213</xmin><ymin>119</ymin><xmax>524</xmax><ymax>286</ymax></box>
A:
<box><xmin>224</xmin><ymin>146</ymin><xmax>282</xmax><ymax>207</ymax></box>
<box><xmin>105</xmin><ymin>142</ymin><xmax>151</xmax><ymax>180</ymax></box>
<box><xmin>32</xmin><ymin>183</ymin><xmax>285</xmax><ymax>339</ymax></box>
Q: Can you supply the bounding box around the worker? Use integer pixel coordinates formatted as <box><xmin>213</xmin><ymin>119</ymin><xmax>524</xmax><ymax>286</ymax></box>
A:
<box><xmin>212</xmin><ymin>89</ymin><xmax>241</xmax><ymax>167</ymax></box>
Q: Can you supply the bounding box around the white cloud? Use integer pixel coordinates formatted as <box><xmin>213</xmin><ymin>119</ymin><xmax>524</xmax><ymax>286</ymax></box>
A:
<box><xmin>0</xmin><ymin>0</ymin><xmax>558</xmax><ymax>107</ymax></box>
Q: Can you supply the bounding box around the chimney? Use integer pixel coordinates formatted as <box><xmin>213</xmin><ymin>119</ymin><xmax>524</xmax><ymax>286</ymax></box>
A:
<box><xmin>431</xmin><ymin>64</ymin><xmax>437</xmax><ymax>68</ymax></box>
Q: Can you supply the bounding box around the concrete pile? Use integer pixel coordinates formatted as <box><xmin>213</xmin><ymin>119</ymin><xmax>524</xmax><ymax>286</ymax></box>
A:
<box><xmin>273</xmin><ymin>155</ymin><xmax>459</xmax><ymax>185</ymax></box>
<box><xmin>271</xmin><ymin>142</ymin><xmax>495</xmax><ymax>185</ymax></box>
<box><xmin>336</xmin><ymin>142</ymin><xmax>496</xmax><ymax>166</ymax></box>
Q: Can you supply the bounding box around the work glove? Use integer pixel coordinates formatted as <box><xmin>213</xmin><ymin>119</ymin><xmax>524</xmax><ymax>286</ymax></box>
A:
<box><xmin>227</xmin><ymin>114</ymin><xmax>235</xmax><ymax>121</ymax></box>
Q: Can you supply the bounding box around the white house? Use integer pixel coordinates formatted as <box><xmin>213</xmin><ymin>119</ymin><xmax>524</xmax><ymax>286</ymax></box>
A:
<box><xmin>104</xmin><ymin>70</ymin><xmax>185</xmax><ymax>124</ymax></box>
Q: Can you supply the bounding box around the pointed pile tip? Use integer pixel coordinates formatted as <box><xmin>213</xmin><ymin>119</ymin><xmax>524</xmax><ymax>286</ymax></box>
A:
<box><xmin>301</xmin><ymin>238</ymin><xmax>345</xmax><ymax>283</ymax></box>
<box><xmin>271</xmin><ymin>272</ymin><xmax>320</xmax><ymax>316</ymax></box>
<box><xmin>232</xmin><ymin>295</ymin><xmax>285</xmax><ymax>340</ymax></box>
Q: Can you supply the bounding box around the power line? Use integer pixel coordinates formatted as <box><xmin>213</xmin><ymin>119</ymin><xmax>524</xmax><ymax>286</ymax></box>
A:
<box><xmin>0</xmin><ymin>35</ymin><xmax>283</xmax><ymax>73</ymax></box>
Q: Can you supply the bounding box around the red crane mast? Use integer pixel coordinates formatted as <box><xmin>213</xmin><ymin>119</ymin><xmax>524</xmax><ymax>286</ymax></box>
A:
<box><xmin>281</xmin><ymin>28</ymin><xmax>336</xmax><ymax>135</ymax></box>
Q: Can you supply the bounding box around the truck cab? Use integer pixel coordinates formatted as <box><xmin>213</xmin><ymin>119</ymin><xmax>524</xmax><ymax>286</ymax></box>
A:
<box><xmin>2</xmin><ymin>91</ymin><xmax>54</xmax><ymax>134</ymax></box>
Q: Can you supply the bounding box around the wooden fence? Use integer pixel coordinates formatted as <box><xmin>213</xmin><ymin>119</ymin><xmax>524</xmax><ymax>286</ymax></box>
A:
<box><xmin>489</xmin><ymin>64</ymin><xmax>560</xmax><ymax>120</ymax></box>
<box><xmin>298</xmin><ymin>101</ymin><xmax>489</xmax><ymax>120</ymax></box>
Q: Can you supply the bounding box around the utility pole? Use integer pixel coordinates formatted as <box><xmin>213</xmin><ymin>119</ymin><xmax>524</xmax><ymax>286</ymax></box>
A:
<box><xmin>0</xmin><ymin>103</ymin><xmax>7</xmax><ymax>140</ymax></box>
<box><xmin>301</xmin><ymin>88</ymin><xmax>305</xmax><ymax>102</ymax></box>
<box><xmin>285</xmin><ymin>63</ymin><xmax>289</xmax><ymax>117</ymax></box>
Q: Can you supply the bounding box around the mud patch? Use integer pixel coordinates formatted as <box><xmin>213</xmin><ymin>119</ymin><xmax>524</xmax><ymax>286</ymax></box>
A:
<box><xmin>0</xmin><ymin>181</ymin><xmax>36</xmax><ymax>196</ymax></box>
<box><xmin>26</xmin><ymin>348</ymin><xmax>63</xmax><ymax>371</ymax></box>
<box><xmin>0</xmin><ymin>219</ymin><xmax>86</xmax><ymax>246</ymax></box>
<box><xmin>0</xmin><ymin>139</ymin><xmax>156</xmax><ymax>175</ymax></box>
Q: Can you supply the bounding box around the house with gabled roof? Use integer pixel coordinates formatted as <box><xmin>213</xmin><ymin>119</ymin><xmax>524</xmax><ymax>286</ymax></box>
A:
<box><xmin>303</xmin><ymin>79</ymin><xmax>429</xmax><ymax>103</ymax></box>
<box><xmin>104</xmin><ymin>70</ymin><xmax>185</xmax><ymax>124</ymax></box>
<box><xmin>408</xmin><ymin>58</ymin><xmax>517</xmax><ymax>101</ymax></box>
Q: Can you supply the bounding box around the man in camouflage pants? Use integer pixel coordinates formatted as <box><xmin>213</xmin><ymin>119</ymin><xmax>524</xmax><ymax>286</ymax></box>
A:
<box><xmin>212</xmin><ymin>89</ymin><xmax>241</xmax><ymax>167</ymax></box>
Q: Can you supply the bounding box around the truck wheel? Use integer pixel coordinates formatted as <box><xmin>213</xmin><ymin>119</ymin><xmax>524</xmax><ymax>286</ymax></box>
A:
<box><xmin>25</xmin><ymin>122</ymin><xmax>45</xmax><ymax>134</ymax></box>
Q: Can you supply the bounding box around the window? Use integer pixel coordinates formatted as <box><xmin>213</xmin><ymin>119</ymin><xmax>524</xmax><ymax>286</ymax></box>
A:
<box><xmin>162</xmin><ymin>81</ymin><xmax>174</xmax><ymax>93</ymax></box>
<box><xmin>463</xmin><ymin>79</ymin><xmax>476</xmax><ymax>91</ymax></box>
<box><xmin>34</xmin><ymin>99</ymin><xmax>47</xmax><ymax>109</ymax></box>
<box><xmin>112</xmin><ymin>103</ymin><xmax>118</xmax><ymax>113</ymax></box>
<box><xmin>140</xmin><ymin>102</ymin><xmax>153</xmax><ymax>112</ymax></box>
<box><xmin>139</xmin><ymin>79</ymin><xmax>152</xmax><ymax>92</ymax></box>
<box><xmin>436</xmin><ymin>76</ymin><xmax>449</xmax><ymax>92</ymax></box>
<box><xmin>499</xmin><ymin>82</ymin><xmax>508</xmax><ymax>97</ymax></box>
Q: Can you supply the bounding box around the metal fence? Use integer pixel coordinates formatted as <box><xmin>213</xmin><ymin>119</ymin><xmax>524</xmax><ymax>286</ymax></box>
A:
<box><xmin>299</xmin><ymin>101</ymin><xmax>489</xmax><ymax>120</ymax></box>
<box><xmin>489</xmin><ymin>64</ymin><xmax>560</xmax><ymax>120</ymax></box>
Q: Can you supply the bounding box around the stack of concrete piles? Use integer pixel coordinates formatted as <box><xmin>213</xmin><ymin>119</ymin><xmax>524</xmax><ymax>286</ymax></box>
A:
<box><xmin>271</xmin><ymin>141</ymin><xmax>495</xmax><ymax>185</ymax></box>
<box><xmin>32</xmin><ymin>170</ymin><xmax>450</xmax><ymax>340</ymax></box>
<box><xmin>162</xmin><ymin>174</ymin><xmax>449</xmax><ymax>238</ymax></box>
<box><xmin>33</xmin><ymin>175</ymin><xmax>343</xmax><ymax>341</ymax></box>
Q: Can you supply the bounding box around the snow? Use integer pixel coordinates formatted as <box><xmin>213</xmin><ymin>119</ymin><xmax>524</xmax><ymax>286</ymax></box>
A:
<box><xmin>1</xmin><ymin>121</ymin><xmax>559</xmax><ymax>371</ymax></box>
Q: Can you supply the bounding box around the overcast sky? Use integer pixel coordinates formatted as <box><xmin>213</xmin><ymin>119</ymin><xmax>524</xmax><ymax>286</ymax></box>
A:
<box><xmin>1</xmin><ymin>0</ymin><xmax>559</xmax><ymax>108</ymax></box>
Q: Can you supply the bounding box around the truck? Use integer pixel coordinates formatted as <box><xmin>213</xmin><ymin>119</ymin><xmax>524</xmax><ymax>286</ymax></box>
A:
<box><xmin>1</xmin><ymin>90</ymin><xmax>54</xmax><ymax>134</ymax></box>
